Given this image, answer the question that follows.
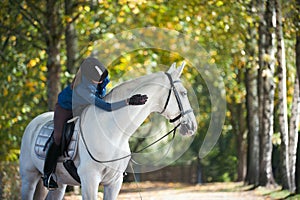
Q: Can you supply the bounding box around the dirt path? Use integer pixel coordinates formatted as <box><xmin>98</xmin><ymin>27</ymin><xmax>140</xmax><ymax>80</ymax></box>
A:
<box><xmin>65</xmin><ymin>182</ymin><xmax>265</xmax><ymax>200</ymax></box>
<box><xmin>118</xmin><ymin>182</ymin><xmax>264</xmax><ymax>200</ymax></box>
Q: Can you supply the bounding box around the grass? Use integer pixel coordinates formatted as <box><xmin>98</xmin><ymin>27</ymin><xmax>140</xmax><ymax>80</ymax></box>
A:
<box><xmin>254</xmin><ymin>186</ymin><xmax>300</xmax><ymax>200</ymax></box>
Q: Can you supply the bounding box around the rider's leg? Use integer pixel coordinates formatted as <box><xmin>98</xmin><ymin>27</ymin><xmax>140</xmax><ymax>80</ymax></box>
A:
<box><xmin>43</xmin><ymin>138</ymin><xmax>60</xmax><ymax>189</ymax></box>
<box><xmin>43</xmin><ymin>103</ymin><xmax>72</xmax><ymax>189</ymax></box>
<box><xmin>53</xmin><ymin>103</ymin><xmax>72</xmax><ymax>145</ymax></box>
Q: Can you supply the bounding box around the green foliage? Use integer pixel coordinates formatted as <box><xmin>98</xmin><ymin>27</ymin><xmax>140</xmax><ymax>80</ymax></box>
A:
<box><xmin>201</xmin><ymin>127</ymin><xmax>238</xmax><ymax>182</ymax></box>
<box><xmin>0</xmin><ymin>2</ymin><xmax>48</xmax><ymax>160</ymax></box>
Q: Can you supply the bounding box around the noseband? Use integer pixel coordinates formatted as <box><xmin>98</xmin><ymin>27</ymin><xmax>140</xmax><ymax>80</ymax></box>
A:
<box><xmin>160</xmin><ymin>72</ymin><xmax>193</xmax><ymax>123</ymax></box>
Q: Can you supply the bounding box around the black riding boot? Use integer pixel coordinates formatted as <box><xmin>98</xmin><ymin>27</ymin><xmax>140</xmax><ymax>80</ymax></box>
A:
<box><xmin>42</xmin><ymin>140</ymin><xmax>60</xmax><ymax>190</ymax></box>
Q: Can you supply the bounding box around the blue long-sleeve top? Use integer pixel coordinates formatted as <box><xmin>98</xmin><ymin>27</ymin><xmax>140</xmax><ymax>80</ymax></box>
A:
<box><xmin>58</xmin><ymin>76</ymin><xmax>127</xmax><ymax>112</ymax></box>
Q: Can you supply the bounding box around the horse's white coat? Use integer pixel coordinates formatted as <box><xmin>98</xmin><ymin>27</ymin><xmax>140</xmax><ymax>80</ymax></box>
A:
<box><xmin>19</xmin><ymin>64</ymin><xmax>197</xmax><ymax>200</ymax></box>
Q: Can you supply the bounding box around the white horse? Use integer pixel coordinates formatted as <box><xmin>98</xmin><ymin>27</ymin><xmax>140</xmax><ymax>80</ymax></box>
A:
<box><xmin>19</xmin><ymin>63</ymin><xmax>197</xmax><ymax>200</ymax></box>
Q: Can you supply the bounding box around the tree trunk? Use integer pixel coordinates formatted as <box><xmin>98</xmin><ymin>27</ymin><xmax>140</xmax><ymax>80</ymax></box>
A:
<box><xmin>197</xmin><ymin>157</ymin><xmax>203</xmax><ymax>184</ymax></box>
<box><xmin>65</xmin><ymin>0</ymin><xmax>78</xmax><ymax>74</ymax></box>
<box><xmin>245</xmin><ymin>67</ymin><xmax>260</xmax><ymax>185</ymax></box>
<box><xmin>295</xmin><ymin>0</ymin><xmax>300</xmax><ymax>194</ymax></box>
<box><xmin>295</xmin><ymin>29</ymin><xmax>300</xmax><ymax>194</ymax></box>
<box><xmin>245</xmin><ymin>0</ymin><xmax>260</xmax><ymax>186</ymax></box>
<box><xmin>236</xmin><ymin>103</ymin><xmax>247</xmax><ymax>182</ymax></box>
<box><xmin>46</xmin><ymin>0</ymin><xmax>63</xmax><ymax>110</ymax></box>
<box><xmin>257</xmin><ymin>0</ymin><xmax>265</xmax><ymax>186</ymax></box>
<box><xmin>297</xmin><ymin>135</ymin><xmax>300</xmax><ymax>194</ymax></box>
<box><xmin>275</xmin><ymin>0</ymin><xmax>291</xmax><ymax>191</ymax></box>
<box><xmin>228</xmin><ymin>69</ymin><xmax>247</xmax><ymax>182</ymax></box>
<box><xmin>289</xmin><ymin>76</ymin><xmax>299</xmax><ymax>193</ymax></box>
<box><xmin>259</xmin><ymin>0</ymin><xmax>276</xmax><ymax>187</ymax></box>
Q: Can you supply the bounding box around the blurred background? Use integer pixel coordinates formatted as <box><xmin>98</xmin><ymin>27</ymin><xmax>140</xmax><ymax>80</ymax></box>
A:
<box><xmin>0</xmin><ymin>0</ymin><xmax>300</xmax><ymax>199</ymax></box>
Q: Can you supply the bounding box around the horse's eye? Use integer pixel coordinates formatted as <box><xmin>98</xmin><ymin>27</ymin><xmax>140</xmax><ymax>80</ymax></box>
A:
<box><xmin>181</xmin><ymin>91</ymin><xmax>188</xmax><ymax>96</ymax></box>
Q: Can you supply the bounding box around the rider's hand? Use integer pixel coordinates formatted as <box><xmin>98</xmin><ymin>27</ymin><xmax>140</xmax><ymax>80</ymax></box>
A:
<box><xmin>128</xmin><ymin>94</ymin><xmax>148</xmax><ymax>105</ymax></box>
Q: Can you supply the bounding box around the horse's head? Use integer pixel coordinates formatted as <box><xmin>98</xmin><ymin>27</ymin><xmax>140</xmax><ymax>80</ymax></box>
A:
<box><xmin>160</xmin><ymin>63</ymin><xmax>197</xmax><ymax>136</ymax></box>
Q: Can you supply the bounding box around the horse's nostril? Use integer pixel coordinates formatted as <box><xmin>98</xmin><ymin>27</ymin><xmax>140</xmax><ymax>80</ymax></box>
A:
<box><xmin>182</xmin><ymin>120</ymin><xmax>188</xmax><ymax>125</ymax></box>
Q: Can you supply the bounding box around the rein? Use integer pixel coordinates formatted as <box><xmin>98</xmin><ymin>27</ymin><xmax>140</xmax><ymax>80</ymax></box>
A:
<box><xmin>80</xmin><ymin>118</ymin><xmax>180</xmax><ymax>163</ymax></box>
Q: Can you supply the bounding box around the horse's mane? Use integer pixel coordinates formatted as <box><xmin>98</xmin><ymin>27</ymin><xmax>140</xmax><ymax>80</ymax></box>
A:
<box><xmin>103</xmin><ymin>72</ymin><xmax>164</xmax><ymax>102</ymax></box>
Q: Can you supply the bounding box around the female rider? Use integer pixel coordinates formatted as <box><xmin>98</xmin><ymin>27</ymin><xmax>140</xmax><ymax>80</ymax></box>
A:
<box><xmin>43</xmin><ymin>57</ymin><xmax>148</xmax><ymax>189</ymax></box>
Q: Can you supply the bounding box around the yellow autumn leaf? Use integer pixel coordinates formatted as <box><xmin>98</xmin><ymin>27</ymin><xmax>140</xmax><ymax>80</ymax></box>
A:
<box><xmin>118</xmin><ymin>64</ymin><xmax>126</xmax><ymax>71</ymax></box>
<box><xmin>65</xmin><ymin>16</ymin><xmax>72</xmax><ymax>23</ymax></box>
<box><xmin>84</xmin><ymin>6</ymin><xmax>90</xmax><ymax>12</ymax></box>
<box><xmin>17</xmin><ymin>13</ymin><xmax>23</xmax><ymax>21</ymax></box>
<box><xmin>40</xmin><ymin>65</ymin><xmax>47</xmax><ymax>72</ymax></box>
<box><xmin>216</xmin><ymin>1</ymin><xmax>224</xmax><ymax>7</ymax></box>
<box><xmin>88</xmin><ymin>46</ymin><xmax>93</xmax><ymax>52</ymax></box>
<box><xmin>117</xmin><ymin>17</ymin><xmax>125</xmax><ymax>23</ymax></box>
<box><xmin>26</xmin><ymin>81</ymin><xmax>36</xmax><ymax>92</ymax></box>
<box><xmin>40</xmin><ymin>74</ymin><xmax>47</xmax><ymax>82</ymax></box>
<box><xmin>119</xmin><ymin>0</ymin><xmax>127</xmax><ymax>4</ymax></box>
<box><xmin>210</xmin><ymin>50</ymin><xmax>218</xmax><ymax>56</ymax></box>
<box><xmin>94</xmin><ymin>21</ymin><xmax>100</xmax><ymax>27</ymax></box>
<box><xmin>10</xmin><ymin>35</ymin><xmax>16</xmax><ymax>41</ymax></box>
<box><xmin>106</xmin><ymin>82</ymin><xmax>112</xmax><ymax>89</ymax></box>
<box><xmin>132</xmin><ymin>7</ymin><xmax>140</xmax><ymax>14</ymax></box>
<box><xmin>3</xmin><ymin>88</ymin><xmax>8</xmax><ymax>96</ymax></box>
<box><xmin>27</xmin><ymin>59</ymin><xmax>37</xmax><ymax>68</ymax></box>
<box><xmin>186</xmin><ymin>72</ymin><xmax>192</xmax><ymax>79</ymax></box>
<box><xmin>120</xmin><ymin>57</ymin><xmax>127</xmax><ymax>63</ymax></box>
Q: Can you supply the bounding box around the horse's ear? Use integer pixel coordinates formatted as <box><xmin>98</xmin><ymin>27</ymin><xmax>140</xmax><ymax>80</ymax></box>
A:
<box><xmin>167</xmin><ymin>62</ymin><xmax>185</xmax><ymax>79</ymax></box>
<box><xmin>167</xmin><ymin>62</ymin><xmax>176</xmax><ymax>73</ymax></box>
<box><xmin>176</xmin><ymin>61</ymin><xmax>185</xmax><ymax>78</ymax></box>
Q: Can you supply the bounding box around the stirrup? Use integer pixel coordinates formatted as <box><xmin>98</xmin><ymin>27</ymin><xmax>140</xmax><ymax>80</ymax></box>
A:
<box><xmin>43</xmin><ymin>174</ymin><xmax>58</xmax><ymax>190</ymax></box>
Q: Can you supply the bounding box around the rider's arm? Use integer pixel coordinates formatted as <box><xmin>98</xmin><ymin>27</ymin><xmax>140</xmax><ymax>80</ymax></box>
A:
<box><xmin>93</xmin><ymin>94</ymin><xmax>148</xmax><ymax>111</ymax></box>
<box><xmin>76</xmin><ymin>83</ymin><xmax>128</xmax><ymax>112</ymax></box>
<box><xmin>93</xmin><ymin>95</ymin><xmax>128</xmax><ymax>112</ymax></box>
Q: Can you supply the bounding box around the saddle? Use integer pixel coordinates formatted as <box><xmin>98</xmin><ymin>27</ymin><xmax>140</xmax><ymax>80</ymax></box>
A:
<box><xmin>34</xmin><ymin>118</ymin><xmax>81</xmax><ymax>183</ymax></box>
<box><xmin>34</xmin><ymin>118</ymin><xmax>79</xmax><ymax>161</ymax></box>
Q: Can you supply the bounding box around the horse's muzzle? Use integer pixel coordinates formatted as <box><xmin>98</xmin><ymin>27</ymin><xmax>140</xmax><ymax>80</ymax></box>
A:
<box><xmin>179</xmin><ymin>121</ymin><xmax>196</xmax><ymax>136</ymax></box>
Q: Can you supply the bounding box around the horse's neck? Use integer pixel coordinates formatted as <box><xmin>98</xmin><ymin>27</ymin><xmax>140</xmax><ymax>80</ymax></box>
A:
<box><xmin>104</xmin><ymin>71</ymin><xmax>167</xmax><ymax>111</ymax></box>
<box><xmin>101</xmin><ymin>72</ymin><xmax>168</xmax><ymax>138</ymax></box>
<box><xmin>80</xmin><ymin>72</ymin><xmax>168</xmax><ymax>157</ymax></box>
<box><xmin>104</xmin><ymin>72</ymin><xmax>165</xmax><ymax>101</ymax></box>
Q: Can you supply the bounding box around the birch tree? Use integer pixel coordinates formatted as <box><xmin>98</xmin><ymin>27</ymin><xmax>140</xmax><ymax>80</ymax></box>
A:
<box><xmin>289</xmin><ymin>75</ymin><xmax>299</xmax><ymax>193</ymax></box>
<box><xmin>295</xmin><ymin>3</ymin><xmax>300</xmax><ymax>192</ymax></box>
<box><xmin>258</xmin><ymin>0</ymin><xmax>276</xmax><ymax>186</ymax></box>
<box><xmin>275</xmin><ymin>0</ymin><xmax>291</xmax><ymax>191</ymax></box>
<box><xmin>292</xmin><ymin>0</ymin><xmax>300</xmax><ymax>194</ymax></box>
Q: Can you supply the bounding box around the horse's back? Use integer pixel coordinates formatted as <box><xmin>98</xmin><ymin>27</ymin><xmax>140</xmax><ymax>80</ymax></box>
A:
<box><xmin>21</xmin><ymin>112</ymin><xmax>54</xmax><ymax>146</ymax></box>
<box><xmin>20</xmin><ymin>112</ymin><xmax>54</xmax><ymax>173</ymax></box>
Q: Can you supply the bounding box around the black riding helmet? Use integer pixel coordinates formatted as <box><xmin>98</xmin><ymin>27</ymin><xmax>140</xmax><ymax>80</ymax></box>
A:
<box><xmin>80</xmin><ymin>57</ymin><xmax>108</xmax><ymax>83</ymax></box>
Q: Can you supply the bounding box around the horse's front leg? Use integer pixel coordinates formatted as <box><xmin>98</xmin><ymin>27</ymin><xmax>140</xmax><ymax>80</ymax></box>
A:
<box><xmin>80</xmin><ymin>170</ymin><xmax>101</xmax><ymax>200</ymax></box>
<box><xmin>103</xmin><ymin>175</ymin><xmax>123</xmax><ymax>200</ymax></box>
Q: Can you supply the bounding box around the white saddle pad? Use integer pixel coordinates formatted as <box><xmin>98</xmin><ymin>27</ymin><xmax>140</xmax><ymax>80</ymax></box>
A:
<box><xmin>34</xmin><ymin>119</ymin><xmax>80</xmax><ymax>162</ymax></box>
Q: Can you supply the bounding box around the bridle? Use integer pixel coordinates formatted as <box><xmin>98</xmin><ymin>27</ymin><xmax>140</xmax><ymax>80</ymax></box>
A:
<box><xmin>80</xmin><ymin>72</ymin><xmax>193</xmax><ymax>163</ymax></box>
<box><xmin>160</xmin><ymin>72</ymin><xmax>193</xmax><ymax>123</ymax></box>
